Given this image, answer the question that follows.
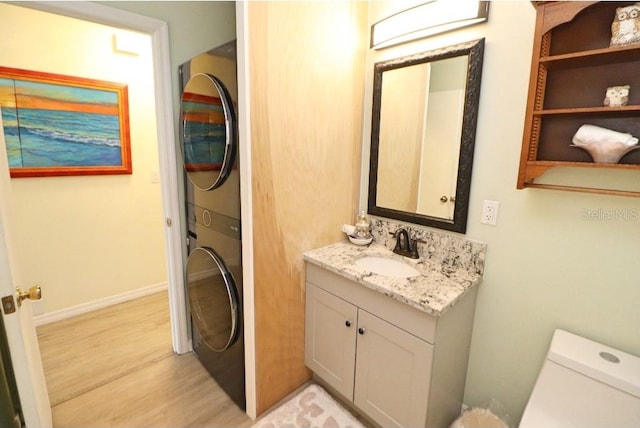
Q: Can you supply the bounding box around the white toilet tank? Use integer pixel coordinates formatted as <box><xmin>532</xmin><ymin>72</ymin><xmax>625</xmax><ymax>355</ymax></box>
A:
<box><xmin>520</xmin><ymin>329</ymin><xmax>640</xmax><ymax>428</ymax></box>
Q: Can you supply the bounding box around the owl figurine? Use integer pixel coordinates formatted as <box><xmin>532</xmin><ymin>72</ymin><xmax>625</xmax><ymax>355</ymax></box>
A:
<box><xmin>610</xmin><ymin>3</ymin><xmax>640</xmax><ymax>46</ymax></box>
<box><xmin>603</xmin><ymin>85</ymin><xmax>630</xmax><ymax>107</ymax></box>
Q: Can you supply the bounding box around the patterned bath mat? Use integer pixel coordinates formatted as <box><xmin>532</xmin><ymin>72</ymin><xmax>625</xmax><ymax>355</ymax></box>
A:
<box><xmin>252</xmin><ymin>384</ymin><xmax>366</xmax><ymax>428</ymax></box>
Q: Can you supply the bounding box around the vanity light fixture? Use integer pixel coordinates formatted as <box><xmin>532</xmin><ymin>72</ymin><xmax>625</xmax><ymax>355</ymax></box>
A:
<box><xmin>371</xmin><ymin>0</ymin><xmax>489</xmax><ymax>49</ymax></box>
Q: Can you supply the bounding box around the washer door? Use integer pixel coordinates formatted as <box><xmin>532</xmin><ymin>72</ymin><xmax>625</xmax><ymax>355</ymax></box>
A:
<box><xmin>186</xmin><ymin>246</ymin><xmax>240</xmax><ymax>352</ymax></box>
<box><xmin>180</xmin><ymin>72</ymin><xmax>237</xmax><ymax>191</ymax></box>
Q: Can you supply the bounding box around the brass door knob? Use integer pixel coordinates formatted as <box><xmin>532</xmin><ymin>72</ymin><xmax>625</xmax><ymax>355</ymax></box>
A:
<box><xmin>440</xmin><ymin>196</ymin><xmax>448</xmax><ymax>202</ymax></box>
<box><xmin>16</xmin><ymin>285</ymin><xmax>42</xmax><ymax>307</ymax></box>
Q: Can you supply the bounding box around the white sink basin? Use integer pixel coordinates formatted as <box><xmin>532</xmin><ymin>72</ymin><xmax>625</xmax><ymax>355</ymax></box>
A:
<box><xmin>354</xmin><ymin>256</ymin><xmax>420</xmax><ymax>278</ymax></box>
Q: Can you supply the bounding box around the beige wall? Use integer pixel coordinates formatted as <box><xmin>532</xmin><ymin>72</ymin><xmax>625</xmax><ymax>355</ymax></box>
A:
<box><xmin>365</xmin><ymin>2</ymin><xmax>640</xmax><ymax>423</ymax></box>
<box><xmin>0</xmin><ymin>3</ymin><xmax>165</xmax><ymax>313</ymax></box>
<box><xmin>247</xmin><ymin>1</ymin><xmax>368</xmax><ymax>414</ymax></box>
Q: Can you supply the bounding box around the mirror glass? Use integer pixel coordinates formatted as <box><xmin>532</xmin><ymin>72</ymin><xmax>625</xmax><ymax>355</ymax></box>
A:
<box><xmin>368</xmin><ymin>39</ymin><xmax>484</xmax><ymax>233</ymax></box>
<box><xmin>180</xmin><ymin>72</ymin><xmax>237</xmax><ymax>191</ymax></box>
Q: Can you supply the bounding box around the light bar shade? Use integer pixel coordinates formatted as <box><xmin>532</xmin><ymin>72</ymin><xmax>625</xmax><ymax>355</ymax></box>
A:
<box><xmin>371</xmin><ymin>1</ymin><xmax>489</xmax><ymax>49</ymax></box>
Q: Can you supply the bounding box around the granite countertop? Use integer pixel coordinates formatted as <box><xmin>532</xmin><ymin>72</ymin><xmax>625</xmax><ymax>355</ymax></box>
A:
<box><xmin>303</xmin><ymin>240</ymin><xmax>484</xmax><ymax>318</ymax></box>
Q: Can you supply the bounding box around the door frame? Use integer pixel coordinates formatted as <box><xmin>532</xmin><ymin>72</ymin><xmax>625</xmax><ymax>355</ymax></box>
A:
<box><xmin>18</xmin><ymin>1</ymin><xmax>189</xmax><ymax>353</ymax></box>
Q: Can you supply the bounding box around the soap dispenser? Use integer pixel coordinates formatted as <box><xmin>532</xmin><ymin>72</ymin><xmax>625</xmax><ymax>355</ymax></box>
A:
<box><xmin>354</xmin><ymin>211</ymin><xmax>371</xmax><ymax>238</ymax></box>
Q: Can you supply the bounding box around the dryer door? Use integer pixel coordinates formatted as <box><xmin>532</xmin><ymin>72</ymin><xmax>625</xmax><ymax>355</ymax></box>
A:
<box><xmin>180</xmin><ymin>72</ymin><xmax>237</xmax><ymax>191</ymax></box>
<box><xmin>185</xmin><ymin>246</ymin><xmax>240</xmax><ymax>352</ymax></box>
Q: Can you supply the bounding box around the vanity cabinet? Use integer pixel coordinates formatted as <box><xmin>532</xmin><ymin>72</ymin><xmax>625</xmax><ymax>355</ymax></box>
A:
<box><xmin>306</xmin><ymin>284</ymin><xmax>433</xmax><ymax>427</ymax></box>
<box><xmin>304</xmin><ymin>263</ymin><xmax>478</xmax><ymax>428</ymax></box>
<box><xmin>518</xmin><ymin>1</ymin><xmax>640</xmax><ymax>197</ymax></box>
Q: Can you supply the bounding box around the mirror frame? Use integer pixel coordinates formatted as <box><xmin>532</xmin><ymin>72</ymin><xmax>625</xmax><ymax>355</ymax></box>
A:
<box><xmin>367</xmin><ymin>38</ymin><xmax>484</xmax><ymax>234</ymax></box>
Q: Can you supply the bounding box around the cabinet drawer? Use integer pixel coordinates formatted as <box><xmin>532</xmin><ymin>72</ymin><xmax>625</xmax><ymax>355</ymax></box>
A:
<box><xmin>306</xmin><ymin>263</ymin><xmax>437</xmax><ymax>343</ymax></box>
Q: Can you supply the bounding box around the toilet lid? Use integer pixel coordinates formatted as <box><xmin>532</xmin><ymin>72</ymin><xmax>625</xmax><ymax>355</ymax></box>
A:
<box><xmin>519</xmin><ymin>407</ymin><xmax>560</xmax><ymax>428</ymax></box>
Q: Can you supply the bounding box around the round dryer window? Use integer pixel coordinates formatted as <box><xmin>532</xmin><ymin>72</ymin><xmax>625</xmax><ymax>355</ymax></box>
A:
<box><xmin>180</xmin><ymin>73</ymin><xmax>237</xmax><ymax>191</ymax></box>
<box><xmin>186</xmin><ymin>247</ymin><xmax>240</xmax><ymax>352</ymax></box>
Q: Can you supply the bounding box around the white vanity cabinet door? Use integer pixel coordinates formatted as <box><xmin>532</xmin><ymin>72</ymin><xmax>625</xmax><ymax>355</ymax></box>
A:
<box><xmin>354</xmin><ymin>309</ymin><xmax>433</xmax><ymax>428</ymax></box>
<box><xmin>304</xmin><ymin>284</ymin><xmax>358</xmax><ymax>399</ymax></box>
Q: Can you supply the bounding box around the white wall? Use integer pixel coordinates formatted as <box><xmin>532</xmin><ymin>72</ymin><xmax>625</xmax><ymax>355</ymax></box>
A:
<box><xmin>0</xmin><ymin>3</ymin><xmax>166</xmax><ymax>313</ymax></box>
<box><xmin>365</xmin><ymin>1</ymin><xmax>640</xmax><ymax>423</ymax></box>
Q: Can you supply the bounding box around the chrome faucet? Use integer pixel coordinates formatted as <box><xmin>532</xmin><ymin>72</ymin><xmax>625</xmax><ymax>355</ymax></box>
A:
<box><xmin>390</xmin><ymin>228</ymin><xmax>422</xmax><ymax>259</ymax></box>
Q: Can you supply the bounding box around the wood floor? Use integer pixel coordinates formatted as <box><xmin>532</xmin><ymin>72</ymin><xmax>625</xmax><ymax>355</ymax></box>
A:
<box><xmin>36</xmin><ymin>291</ymin><xmax>252</xmax><ymax>427</ymax></box>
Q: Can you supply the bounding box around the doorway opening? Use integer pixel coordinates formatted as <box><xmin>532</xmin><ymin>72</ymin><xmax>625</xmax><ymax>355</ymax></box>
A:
<box><xmin>0</xmin><ymin>0</ymin><xmax>181</xmax><ymax>408</ymax></box>
<box><xmin>6</xmin><ymin>1</ymin><xmax>188</xmax><ymax>352</ymax></box>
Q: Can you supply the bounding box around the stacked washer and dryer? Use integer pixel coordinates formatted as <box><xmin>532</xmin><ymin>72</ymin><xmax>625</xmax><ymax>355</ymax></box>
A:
<box><xmin>178</xmin><ymin>41</ymin><xmax>245</xmax><ymax>410</ymax></box>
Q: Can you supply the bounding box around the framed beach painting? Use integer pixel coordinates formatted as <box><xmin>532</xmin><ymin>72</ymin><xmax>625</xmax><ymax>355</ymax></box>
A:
<box><xmin>0</xmin><ymin>66</ymin><xmax>131</xmax><ymax>177</ymax></box>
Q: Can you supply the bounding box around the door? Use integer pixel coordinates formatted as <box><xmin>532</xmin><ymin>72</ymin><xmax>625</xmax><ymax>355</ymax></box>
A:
<box><xmin>0</xmin><ymin>211</ymin><xmax>51</xmax><ymax>427</ymax></box>
<box><xmin>417</xmin><ymin>57</ymin><xmax>467</xmax><ymax>220</ymax></box>
<box><xmin>354</xmin><ymin>310</ymin><xmax>432</xmax><ymax>428</ymax></box>
<box><xmin>304</xmin><ymin>284</ymin><xmax>357</xmax><ymax>399</ymax></box>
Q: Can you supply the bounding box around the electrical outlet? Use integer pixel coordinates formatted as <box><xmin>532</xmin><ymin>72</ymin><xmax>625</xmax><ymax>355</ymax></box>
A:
<box><xmin>481</xmin><ymin>200</ymin><xmax>500</xmax><ymax>226</ymax></box>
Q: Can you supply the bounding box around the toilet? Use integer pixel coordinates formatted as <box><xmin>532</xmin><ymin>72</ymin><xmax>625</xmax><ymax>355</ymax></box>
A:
<box><xmin>519</xmin><ymin>329</ymin><xmax>640</xmax><ymax>427</ymax></box>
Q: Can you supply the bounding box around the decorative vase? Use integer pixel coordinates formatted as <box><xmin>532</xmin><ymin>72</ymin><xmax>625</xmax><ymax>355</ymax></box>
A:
<box><xmin>571</xmin><ymin>124</ymin><xmax>639</xmax><ymax>163</ymax></box>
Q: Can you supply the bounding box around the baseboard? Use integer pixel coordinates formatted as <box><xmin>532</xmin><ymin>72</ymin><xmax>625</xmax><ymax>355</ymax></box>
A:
<box><xmin>34</xmin><ymin>282</ymin><xmax>168</xmax><ymax>327</ymax></box>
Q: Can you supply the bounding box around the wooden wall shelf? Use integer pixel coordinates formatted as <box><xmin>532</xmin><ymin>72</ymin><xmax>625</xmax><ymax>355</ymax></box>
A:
<box><xmin>535</xmin><ymin>106</ymin><xmax>640</xmax><ymax>116</ymax></box>
<box><xmin>540</xmin><ymin>43</ymin><xmax>640</xmax><ymax>66</ymax></box>
<box><xmin>518</xmin><ymin>1</ymin><xmax>640</xmax><ymax>197</ymax></box>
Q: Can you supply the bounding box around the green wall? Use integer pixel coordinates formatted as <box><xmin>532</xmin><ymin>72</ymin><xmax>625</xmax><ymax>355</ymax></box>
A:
<box><xmin>365</xmin><ymin>2</ymin><xmax>640</xmax><ymax>423</ymax></box>
<box><xmin>446</xmin><ymin>3</ymin><xmax>640</xmax><ymax>422</ymax></box>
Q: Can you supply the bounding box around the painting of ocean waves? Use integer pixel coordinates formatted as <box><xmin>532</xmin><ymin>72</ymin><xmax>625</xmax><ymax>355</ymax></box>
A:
<box><xmin>0</xmin><ymin>67</ymin><xmax>131</xmax><ymax>177</ymax></box>
<box><xmin>3</xmin><ymin>107</ymin><xmax>122</xmax><ymax>168</ymax></box>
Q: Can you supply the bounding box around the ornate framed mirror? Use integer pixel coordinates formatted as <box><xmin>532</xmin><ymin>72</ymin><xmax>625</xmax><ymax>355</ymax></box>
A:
<box><xmin>368</xmin><ymin>38</ymin><xmax>484</xmax><ymax>233</ymax></box>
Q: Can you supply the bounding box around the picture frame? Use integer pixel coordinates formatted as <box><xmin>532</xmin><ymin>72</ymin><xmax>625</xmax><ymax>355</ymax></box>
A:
<box><xmin>0</xmin><ymin>66</ymin><xmax>131</xmax><ymax>177</ymax></box>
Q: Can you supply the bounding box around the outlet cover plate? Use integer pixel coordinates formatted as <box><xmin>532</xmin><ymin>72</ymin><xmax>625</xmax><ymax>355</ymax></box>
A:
<box><xmin>481</xmin><ymin>200</ymin><xmax>499</xmax><ymax>225</ymax></box>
